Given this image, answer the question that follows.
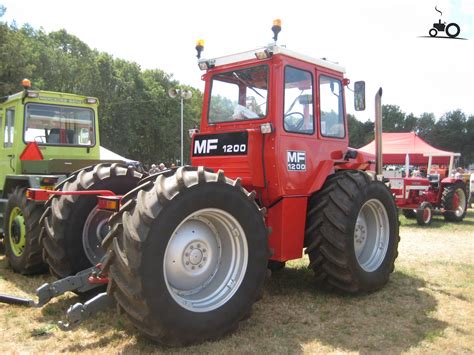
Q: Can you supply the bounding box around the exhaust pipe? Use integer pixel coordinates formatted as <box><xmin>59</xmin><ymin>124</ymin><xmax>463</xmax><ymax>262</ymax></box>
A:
<box><xmin>374</xmin><ymin>88</ymin><xmax>383</xmax><ymax>177</ymax></box>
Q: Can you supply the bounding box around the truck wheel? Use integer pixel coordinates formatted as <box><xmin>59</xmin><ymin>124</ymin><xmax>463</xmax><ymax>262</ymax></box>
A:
<box><xmin>305</xmin><ymin>170</ymin><xmax>399</xmax><ymax>293</ymax></box>
<box><xmin>102</xmin><ymin>167</ymin><xmax>268</xmax><ymax>345</ymax></box>
<box><xmin>4</xmin><ymin>187</ymin><xmax>47</xmax><ymax>274</ymax></box>
<box><xmin>442</xmin><ymin>182</ymin><xmax>467</xmax><ymax>222</ymax></box>
<box><xmin>41</xmin><ymin>163</ymin><xmax>142</xmax><ymax>278</ymax></box>
<box><xmin>416</xmin><ymin>201</ymin><xmax>433</xmax><ymax>226</ymax></box>
<box><xmin>402</xmin><ymin>209</ymin><xmax>416</xmax><ymax>219</ymax></box>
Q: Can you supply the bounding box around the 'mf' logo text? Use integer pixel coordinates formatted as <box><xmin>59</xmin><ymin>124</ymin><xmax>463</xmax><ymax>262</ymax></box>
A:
<box><xmin>287</xmin><ymin>151</ymin><xmax>306</xmax><ymax>171</ymax></box>
<box><xmin>194</xmin><ymin>139</ymin><xmax>218</xmax><ymax>155</ymax></box>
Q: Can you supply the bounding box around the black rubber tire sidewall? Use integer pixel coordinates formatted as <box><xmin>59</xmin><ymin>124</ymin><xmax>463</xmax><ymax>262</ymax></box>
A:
<box><xmin>4</xmin><ymin>188</ymin><xmax>46</xmax><ymax>274</ymax></box>
<box><xmin>416</xmin><ymin>201</ymin><xmax>433</xmax><ymax>226</ymax></box>
<box><xmin>139</xmin><ymin>182</ymin><xmax>268</xmax><ymax>343</ymax></box>
<box><xmin>346</xmin><ymin>181</ymin><xmax>399</xmax><ymax>291</ymax></box>
<box><xmin>58</xmin><ymin>177</ymin><xmax>139</xmax><ymax>274</ymax></box>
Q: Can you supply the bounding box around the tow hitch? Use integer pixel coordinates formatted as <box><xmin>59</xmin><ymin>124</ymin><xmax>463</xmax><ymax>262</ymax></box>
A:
<box><xmin>0</xmin><ymin>264</ymin><xmax>115</xmax><ymax>329</ymax></box>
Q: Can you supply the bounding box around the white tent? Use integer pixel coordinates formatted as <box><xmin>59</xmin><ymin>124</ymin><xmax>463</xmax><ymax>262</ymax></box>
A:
<box><xmin>100</xmin><ymin>146</ymin><xmax>138</xmax><ymax>164</ymax></box>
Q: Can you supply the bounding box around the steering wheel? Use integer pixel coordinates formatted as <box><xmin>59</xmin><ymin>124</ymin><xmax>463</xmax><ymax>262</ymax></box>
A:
<box><xmin>284</xmin><ymin>112</ymin><xmax>305</xmax><ymax>132</ymax></box>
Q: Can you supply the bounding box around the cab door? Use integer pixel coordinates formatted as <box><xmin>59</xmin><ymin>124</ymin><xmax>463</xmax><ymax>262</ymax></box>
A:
<box><xmin>0</xmin><ymin>105</ymin><xmax>17</xmax><ymax>192</ymax></box>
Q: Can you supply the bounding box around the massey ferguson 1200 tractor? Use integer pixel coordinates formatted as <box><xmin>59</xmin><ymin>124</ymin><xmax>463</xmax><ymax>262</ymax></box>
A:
<box><xmin>1</xmin><ymin>22</ymin><xmax>399</xmax><ymax>346</ymax></box>
<box><xmin>0</xmin><ymin>81</ymin><xmax>142</xmax><ymax>275</ymax></box>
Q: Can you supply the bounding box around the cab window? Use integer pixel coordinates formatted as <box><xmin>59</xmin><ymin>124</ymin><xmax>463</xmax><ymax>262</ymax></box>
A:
<box><xmin>4</xmin><ymin>108</ymin><xmax>15</xmax><ymax>147</ymax></box>
<box><xmin>208</xmin><ymin>65</ymin><xmax>268</xmax><ymax>123</ymax></box>
<box><xmin>24</xmin><ymin>103</ymin><xmax>95</xmax><ymax>146</ymax></box>
<box><xmin>319</xmin><ymin>75</ymin><xmax>345</xmax><ymax>138</ymax></box>
<box><xmin>283</xmin><ymin>67</ymin><xmax>314</xmax><ymax>134</ymax></box>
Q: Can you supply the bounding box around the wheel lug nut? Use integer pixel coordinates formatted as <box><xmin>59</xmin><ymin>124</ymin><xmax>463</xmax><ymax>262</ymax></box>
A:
<box><xmin>186</xmin><ymin>261</ymin><xmax>189</xmax><ymax>265</ymax></box>
<box><xmin>197</xmin><ymin>244</ymin><xmax>201</xmax><ymax>248</ymax></box>
<box><xmin>190</xmin><ymin>245</ymin><xmax>194</xmax><ymax>250</ymax></box>
<box><xmin>203</xmin><ymin>257</ymin><xmax>207</xmax><ymax>261</ymax></box>
<box><xmin>199</xmin><ymin>264</ymin><xmax>202</xmax><ymax>268</ymax></box>
<box><xmin>192</xmin><ymin>266</ymin><xmax>195</xmax><ymax>270</ymax></box>
<box><xmin>203</xmin><ymin>249</ymin><xmax>207</xmax><ymax>253</ymax></box>
<box><xmin>185</xmin><ymin>253</ymin><xmax>189</xmax><ymax>257</ymax></box>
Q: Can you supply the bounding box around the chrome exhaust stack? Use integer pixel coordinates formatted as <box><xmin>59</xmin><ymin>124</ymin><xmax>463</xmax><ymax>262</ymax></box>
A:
<box><xmin>374</xmin><ymin>88</ymin><xmax>383</xmax><ymax>178</ymax></box>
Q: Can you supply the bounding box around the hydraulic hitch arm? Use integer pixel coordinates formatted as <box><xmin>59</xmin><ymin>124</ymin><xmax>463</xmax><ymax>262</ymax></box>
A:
<box><xmin>0</xmin><ymin>266</ymin><xmax>103</xmax><ymax>307</ymax></box>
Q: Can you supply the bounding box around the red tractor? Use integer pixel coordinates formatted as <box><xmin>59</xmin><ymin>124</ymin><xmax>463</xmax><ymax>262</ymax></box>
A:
<box><xmin>387</xmin><ymin>154</ymin><xmax>468</xmax><ymax>226</ymax></box>
<box><xmin>2</xmin><ymin>22</ymin><xmax>400</xmax><ymax>346</ymax></box>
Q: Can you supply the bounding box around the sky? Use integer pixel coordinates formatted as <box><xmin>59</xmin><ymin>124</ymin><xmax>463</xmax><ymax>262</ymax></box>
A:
<box><xmin>1</xmin><ymin>0</ymin><xmax>473</xmax><ymax>122</ymax></box>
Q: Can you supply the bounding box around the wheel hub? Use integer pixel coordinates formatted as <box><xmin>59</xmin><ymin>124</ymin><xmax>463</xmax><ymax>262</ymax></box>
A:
<box><xmin>83</xmin><ymin>208</ymin><xmax>113</xmax><ymax>264</ymax></box>
<box><xmin>164</xmin><ymin>208</ymin><xmax>248</xmax><ymax>312</ymax></box>
<box><xmin>8</xmin><ymin>207</ymin><xmax>26</xmax><ymax>257</ymax></box>
<box><xmin>354</xmin><ymin>220</ymin><xmax>367</xmax><ymax>246</ymax></box>
<box><xmin>184</xmin><ymin>242</ymin><xmax>208</xmax><ymax>269</ymax></box>
<box><xmin>11</xmin><ymin>218</ymin><xmax>22</xmax><ymax>244</ymax></box>
<box><xmin>354</xmin><ymin>199</ymin><xmax>390</xmax><ymax>272</ymax></box>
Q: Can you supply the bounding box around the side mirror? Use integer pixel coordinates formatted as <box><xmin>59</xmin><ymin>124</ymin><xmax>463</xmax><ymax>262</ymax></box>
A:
<box><xmin>354</xmin><ymin>81</ymin><xmax>366</xmax><ymax>111</ymax></box>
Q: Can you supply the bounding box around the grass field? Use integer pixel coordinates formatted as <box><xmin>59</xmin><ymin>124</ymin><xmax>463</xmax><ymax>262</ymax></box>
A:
<box><xmin>1</xmin><ymin>210</ymin><xmax>473</xmax><ymax>353</ymax></box>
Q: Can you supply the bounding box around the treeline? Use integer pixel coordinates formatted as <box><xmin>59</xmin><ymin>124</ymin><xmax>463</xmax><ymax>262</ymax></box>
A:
<box><xmin>1</xmin><ymin>6</ymin><xmax>473</xmax><ymax>166</ymax></box>
<box><xmin>0</xmin><ymin>6</ymin><xmax>202</xmax><ymax>165</ymax></box>
<box><xmin>349</xmin><ymin>106</ymin><xmax>473</xmax><ymax>166</ymax></box>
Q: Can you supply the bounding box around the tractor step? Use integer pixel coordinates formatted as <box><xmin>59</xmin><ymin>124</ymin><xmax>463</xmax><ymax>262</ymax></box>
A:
<box><xmin>58</xmin><ymin>292</ymin><xmax>114</xmax><ymax>330</ymax></box>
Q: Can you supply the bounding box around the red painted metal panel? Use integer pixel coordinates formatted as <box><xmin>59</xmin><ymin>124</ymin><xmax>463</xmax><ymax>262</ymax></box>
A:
<box><xmin>267</xmin><ymin>197</ymin><xmax>307</xmax><ymax>261</ymax></box>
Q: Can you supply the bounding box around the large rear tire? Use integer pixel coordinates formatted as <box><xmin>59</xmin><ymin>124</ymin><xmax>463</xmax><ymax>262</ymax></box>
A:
<box><xmin>442</xmin><ymin>182</ymin><xmax>467</xmax><ymax>222</ymax></box>
<box><xmin>305</xmin><ymin>171</ymin><xmax>399</xmax><ymax>293</ymax></box>
<box><xmin>102</xmin><ymin>167</ymin><xmax>268</xmax><ymax>346</ymax></box>
<box><xmin>4</xmin><ymin>187</ymin><xmax>47</xmax><ymax>274</ymax></box>
<box><xmin>41</xmin><ymin>163</ymin><xmax>142</xmax><ymax>278</ymax></box>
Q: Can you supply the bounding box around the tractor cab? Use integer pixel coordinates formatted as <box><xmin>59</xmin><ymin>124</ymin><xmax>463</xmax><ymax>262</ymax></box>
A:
<box><xmin>191</xmin><ymin>44</ymin><xmax>367</xmax><ymax>207</ymax></box>
<box><xmin>0</xmin><ymin>80</ymin><xmax>101</xmax><ymax>196</ymax></box>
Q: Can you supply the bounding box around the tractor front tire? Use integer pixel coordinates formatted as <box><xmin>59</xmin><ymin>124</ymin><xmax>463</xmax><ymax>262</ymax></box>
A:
<box><xmin>442</xmin><ymin>181</ymin><xmax>468</xmax><ymax>222</ymax></box>
<box><xmin>4</xmin><ymin>187</ymin><xmax>47</xmax><ymax>274</ymax></box>
<box><xmin>305</xmin><ymin>170</ymin><xmax>399</xmax><ymax>293</ymax></box>
<box><xmin>102</xmin><ymin>167</ymin><xmax>268</xmax><ymax>346</ymax></box>
<box><xmin>41</xmin><ymin>164</ymin><xmax>142</xmax><ymax>279</ymax></box>
<box><xmin>416</xmin><ymin>201</ymin><xmax>433</xmax><ymax>226</ymax></box>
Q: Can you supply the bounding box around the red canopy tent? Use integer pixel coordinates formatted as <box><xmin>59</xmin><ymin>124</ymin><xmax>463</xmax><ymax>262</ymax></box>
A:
<box><xmin>358</xmin><ymin>132</ymin><xmax>459</xmax><ymax>165</ymax></box>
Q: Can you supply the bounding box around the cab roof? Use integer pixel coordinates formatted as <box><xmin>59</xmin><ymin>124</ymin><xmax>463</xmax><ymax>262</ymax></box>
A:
<box><xmin>198</xmin><ymin>45</ymin><xmax>346</xmax><ymax>74</ymax></box>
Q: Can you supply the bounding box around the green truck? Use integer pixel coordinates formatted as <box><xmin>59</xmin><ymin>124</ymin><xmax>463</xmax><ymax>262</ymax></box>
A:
<box><xmin>0</xmin><ymin>80</ymin><xmax>142</xmax><ymax>275</ymax></box>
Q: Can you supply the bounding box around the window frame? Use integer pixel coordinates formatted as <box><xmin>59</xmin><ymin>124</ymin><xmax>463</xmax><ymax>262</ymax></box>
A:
<box><xmin>282</xmin><ymin>65</ymin><xmax>315</xmax><ymax>135</ymax></box>
<box><xmin>318</xmin><ymin>74</ymin><xmax>346</xmax><ymax>139</ymax></box>
<box><xmin>4</xmin><ymin>107</ymin><xmax>15</xmax><ymax>148</ymax></box>
<box><xmin>23</xmin><ymin>103</ymin><xmax>97</xmax><ymax>147</ymax></box>
<box><xmin>207</xmin><ymin>64</ymin><xmax>269</xmax><ymax>124</ymax></box>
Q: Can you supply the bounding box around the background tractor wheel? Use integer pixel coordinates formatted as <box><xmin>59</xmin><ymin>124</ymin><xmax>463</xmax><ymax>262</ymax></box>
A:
<box><xmin>416</xmin><ymin>201</ymin><xmax>433</xmax><ymax>226</ymax></box>
<box><xmin>4</xmin><ymin>187</ymin><xmax>47</xmax><ymax>274</ymax></box>
<box><xmin>402</xmin><ymin>209</ymin><xmax>416</xmax><ymax>219</ymax></box>
<box><xmin>41</xmin><ymin>163</ymin><xmax>142</xmax><ymax>278</ymax></box>
<box><xmin>304</xmin><ymin>170</ymin><xmax>399</xmax><ymax>293</ymax></box>
<box><xmin>102</xmin><ymin>167</ymin><xmax>269</xmax><ymax>346</ymax></box>
<box><xmin>442</xmin><ymin>182</ymin><xmax>467</xmax><ymax>222</ymax></box>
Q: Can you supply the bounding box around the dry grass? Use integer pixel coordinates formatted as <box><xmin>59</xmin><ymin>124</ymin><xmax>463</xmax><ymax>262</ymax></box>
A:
<box><xmin>0</xmin><ymin>210</ymin><xmax>473</xmax><ymax>354</ymax></box>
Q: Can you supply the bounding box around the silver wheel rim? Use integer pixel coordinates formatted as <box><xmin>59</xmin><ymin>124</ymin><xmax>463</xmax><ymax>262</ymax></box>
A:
<box><xmin>82</xmin><ymin>207</ymin><xmax>112</xmax><ymax>264</ymax></box>
<box><xmin>354</xmin><ymin>199</ymin><xmax>390</xmax><ymax>272</ymax></box>
<box><xmin>454</xmin><ymin>188</ymin><xmax>466</xmax><ymax>217</ymax></box>
<box><xmin>163</xmin><ymin>208</ymin><xmax>248</xmax><ymax>313</ymax></box>
<box><xmin>423</xmin><ymin>207</ymin><xmax>431</xmax><ymax>223</ymax></box>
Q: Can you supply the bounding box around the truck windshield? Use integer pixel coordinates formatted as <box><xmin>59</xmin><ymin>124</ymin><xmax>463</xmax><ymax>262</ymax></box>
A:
<box><xmin>208</xmin><ymin>65</ymin><xmax>268</xmax><ymax>123</ymax></box>
<box><xmin>24</xmin><ymin>103</ymin><xmax>95</xmax><ymax>146</ymax></box>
